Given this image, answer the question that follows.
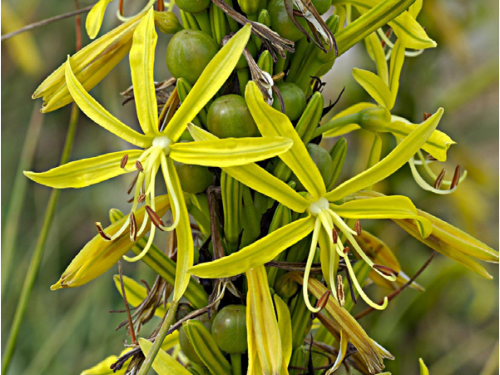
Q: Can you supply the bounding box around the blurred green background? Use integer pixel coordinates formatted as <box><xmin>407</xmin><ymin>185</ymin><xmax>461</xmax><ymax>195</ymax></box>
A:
<box><xmin>1</xmin><ymin>0</ymin><xmax>498</xmax><ymax>374</ymax></box>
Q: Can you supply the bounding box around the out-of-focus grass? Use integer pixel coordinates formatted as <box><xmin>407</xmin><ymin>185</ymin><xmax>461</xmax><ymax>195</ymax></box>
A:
<box><xmin>1</xmin><ymin>0</ymin><xmax>498</xmax><ymax>374</ymax></box>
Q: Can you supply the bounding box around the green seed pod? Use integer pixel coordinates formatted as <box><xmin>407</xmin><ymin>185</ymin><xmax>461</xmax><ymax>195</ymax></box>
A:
<box><xmin>312</xmin><ymin>0</ymin><xmax>333</xmax><ymax>15</ymax></box>
<box><xmin>180</xmin><ymin>10</ymin><xmax>201</xmax><ymax>30</ymax></box>
<box><xmin>175</xmin><ymin>162</ymin><xmax>214</xmax><ymax>194</ymax></box>
<box><xmin>236</xmin><ymin>38</ymin><xmax>257</xmax><ymax>70</ymax></box>
<box><xmin>272</xmin><ymin>82</ymin><xmax>306</xmax><ymax>121</ymax></box>
<box><xmin>154</xmin><ymin>11</ymin><xmax>183</xmax><ymax>34</ymax></box>
<box><xmin>176</xmin><ymin>0</ymin><xmax>211</xmax><ymax>14</ymax></box>
<box><xmin>224</xmin><ymin>0</ymin><xmax>240</xmax><ymax>32</ymax></box>
<box><xmin>183</xmin><ymin>320</ymin><xmax>232</xmax><ymax>374</ymax></box>
<box><xmin>176</xmin><ymin>303</ymin><xmax>194</xmax><ymax>321</ymax></box>
<box><xmin>179</xmin><ymin>313</ymin><xmax>215</xmax><ymax>365</ymax></box>
<box><xmin>268</xmin><ymin>0</ymin><xmax>308</xmax><ymax>42</ymax></box>
<box><xmin>275</xmin><ymin>274</ymin><xmax>298</xmax><ymax>298</ymax></box>
<box><xmin>211</xmin><ymin>305</ymin><xmax>248</xmax><ymax>354</ymax></box>
<box><xmin>315</xmin><ymin>14</ymin><xmax>340</xmax><ymax>64</ymax></box>
<box><xmin>291</xmin><ymin>144</ymin><xmax>334</xmax><ymax>190</ymax></box>
<box><xmin>238</xmin><ymin>0</ymin><xmax>261</xmax><ymax>16</ymax></box>
<box><xmin>359</xmin><ymin>106</ymin><xmax>392</xmax><ymax>131</ymax></box>
<box><xmin>210</xmin><ymin>1</ymin><xmax>227</xmax><ymax>45</ymax></box>
<box><xmin>166</xmin><ymin>30</ymin><xmax>219</xmax><ymax>85</ymax></box>
<box><xmin>257</xmin><ymin>50</ymin><xmax>273</xmax><ymax>75</ymax></box>
<box><xmin>327</xmin><ymin>137</ymin><xmax>347</xmax><ymax>190</ymax></box>
<box><xmin>253</xmin><ymin>8</ymin><xmax>271</xmax><ymax>49</ymax></box>
<box><xmin>207</xmin><ymin>95</ymin><xmax>258</xmax><ymax>138</ymax></box>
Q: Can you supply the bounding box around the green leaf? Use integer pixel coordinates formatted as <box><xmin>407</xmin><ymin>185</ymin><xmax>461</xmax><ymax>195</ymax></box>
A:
<box><xmin>139</xmin><ymin>339</ymin><xmax>191</xmax><ymax>375</ymax></box>
<box><xmin>85</xmin><ymin>0</ymin><xmax>114</xmax><ymax>39</ymax></box>
<box><xmin>189</xmin><ymin>216</ymin><xmax>315</xmax><ymax>278</ymax></box>
<box><xmin>169</xmin><ymin>137</ymin><xmax>292</xmax><ymax>167</ymax></box>
<box><xmin>129</xmin><ymin>8</ymin><xmax>159</xmax><ymax>136</ymax></box>
<box><xmin>246</xmin><ymin>81</ymin><xmax>326</xmax><ymax>199</ymax></box>
<box><xmin>24</xmin><ymin>150</ymin><xmax>142</xmax><ymax>189</ymax></box>
<box><xmin>353</xmin><ymin>68</ymin><xmax>392</xmax><ymax>108</ymax></box>
<box><xmin>164</xmin><ymin>24</ymin><xmax>252</xmax><ymax>141</ymax></box>
<box><xmin>326</xmin><ymin>108</ymin><xmax>444</xmax><ymax>201</ymax></box>
<box><xmin>65</xmin><ymin>57</ymin><xmax>153</xmax><ymax>147</ymax></box>
<box><xmin>332</xmin><ymin>195</ymin><xmax>432</xmax><ymax>237</ymax></box>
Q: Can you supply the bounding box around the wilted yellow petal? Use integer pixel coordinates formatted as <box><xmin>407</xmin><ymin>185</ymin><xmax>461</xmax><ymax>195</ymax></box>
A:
<box><xmin>24</xmin><ymin>150</ymin><xmax>142</xmax><ymax>189</ymax></box>
<box><xmin>86</xmin><ymin>0</ymin><xmax>114</xmax><ymax>39</ymax></box>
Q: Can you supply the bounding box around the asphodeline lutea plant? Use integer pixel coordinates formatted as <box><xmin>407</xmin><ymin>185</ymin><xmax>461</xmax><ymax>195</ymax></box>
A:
<box><xmin>25</xmin><ymin>14</ymin><xmax>294</xmax><ymax>304</ymax></box>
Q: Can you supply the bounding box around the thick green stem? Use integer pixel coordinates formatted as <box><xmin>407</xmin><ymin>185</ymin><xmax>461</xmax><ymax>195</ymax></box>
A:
<box><xmin>1</xmin><ymin>103</ymin><xmax>79</xmax><ymax>375</ymax></box>
<box><xmin>230</xmin><ymin>353</ymin><xmax>242</xmax><ymax>375</ymax></box>
<box><xmin>138</xmin><ymin>299</ymin><xmax>180</xmax><ymax>375</ymax></box>
<box><xmin>312</xmin><ymin>112</ymin><xmax>361</xmax><ymax>138</ymax></box>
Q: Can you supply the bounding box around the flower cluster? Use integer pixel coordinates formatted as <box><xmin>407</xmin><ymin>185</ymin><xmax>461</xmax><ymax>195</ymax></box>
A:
<box><xmin>27</xmin><ymin>0</ymin><xmax>497</xmax><ymax>374</ymax></box>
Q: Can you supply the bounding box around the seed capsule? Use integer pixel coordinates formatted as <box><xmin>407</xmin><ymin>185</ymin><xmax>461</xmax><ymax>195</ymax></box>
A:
<box><xmin>207</xmin><ymin>95</ymin><xmax>258</xmax><ymax>138</ymax></box>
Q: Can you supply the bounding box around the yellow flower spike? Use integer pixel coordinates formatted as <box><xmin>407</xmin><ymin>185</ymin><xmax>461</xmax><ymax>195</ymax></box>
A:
<box><xmin>246</xmin><ymin>266</ymin><xmax>283</xmax><ymax>375</ymax></box>
<box><xmin>50</xmin><ymin>196</ymin><xmax>170</xmax><ymax>290</ymax></box>
<box><xmin>86</xmin><ymin>0</ymin><xmax>115</xmax><ymax>39</ymax></box>
<box><xmin>34</xmin><ymin>13</ymin><xmax>144</xmax><ymax>113</ymax></box>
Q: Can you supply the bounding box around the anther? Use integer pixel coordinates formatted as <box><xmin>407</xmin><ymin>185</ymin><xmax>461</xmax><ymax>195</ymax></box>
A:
<box><xmin>423</xmin><ymin>112</ymin><xmax>431</xmax><ymax>121</ymax></box>
<box><xmin>145</xmin><ymin>206</ymin><xmax>165</xmax><ymax>230</ymax></box>
<box><xmin>129</xmin><ymin>212</ymin><xmax>137</xmax><ymax>241</ymax></box>
<box><xmin>95</xmin><ymin>222</ymin><xmax>111</xmax><ymax>241</ymax></box>
<box><xmin>355</xmin><ymin>220</ymin><xmax>362</xmax><ymax>236</ymax></box>
<box><xmin>135</xmin><ymin>161</ymin><xmax>144</xmax><ymax>172</ymax></box>
<box><xmin>373</xmin><ymin>264</ymin><xmax>398</xmax><ymax>278</ymax></box>
<box><xmin>434</xmin><ymin>168</ymin><xmax>446</xmax><ymax>189</ymax></box>
<box><xmin>450</xmin><ymin>165</ymin><xmax>461</xmax><ymax>190</ymax></box>
<box><xmin>343</xmin><ymin>246</ymin><xmax>350</xmax><ymax>254</ymax></box>
<box><xmin>336</xmin><ymin>274</ymin><xmax>345</xmax><ymax>307</ymax></box>
<box><xmin>332</xmin><ymin>228</ymin><xmax>338</xmax><ymax>244</ymax></box>
<box><xmin>120</xmin><ymin>154</ymin><xmax>129</xmax><ymax>168</ymax></box>
<box><xmin>316</xmin><ymin>290</ymin><xmax>330</xmax><ymax>312</ymax></box>
<box><xmin>137</xmin><ymin>194</ymin><xmax>146</xmax><ymax>203</ymax></box>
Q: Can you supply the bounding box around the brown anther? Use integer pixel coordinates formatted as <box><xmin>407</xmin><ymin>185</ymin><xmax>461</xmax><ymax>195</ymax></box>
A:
<box><xmin>373</xmin><ymin>264</ymin><xmax>398</xmax><ymax>277</ymax></box>
<box><xmin>343</xmin><ymin>246</ymin><xmax>350</xmax><ymax>254</ymax></box>
<box><xmin>380</xmin><ymin>28</ymin><xmax>393</xmax><ymax>48</ymax></box>
<box><xmin>336</xmin><ymin>274</ymin><xmax>345</xmax><ymax>307</ymax></box>
<box><xmin>129</xmin><ymin>212</ymin><xmax>137</xmax><ymax>241</ymax></box>
<box><xmin>95</xmin><ymin>222</ymin><xmax>111</xmax><ymax>240</ymax></box>
<box><xmin>434</xmin><ymin>168</ymin><xmax>446</xmax><ymax>189</ymax></box>
<box><xmin>450</xmin><ymin>165</ymin><xmax>461</xmax><ymax>189</ymax></box>
<box><xmin>135</xmin><ymin>160</ymin><xmax>144</xmax><ymax>172</ymax></box>
<box><xmin>354</xmin><ymin>220</ymin><xmax>362</xmax><ymax>236</ymax></box>
<box><xmin>332</xmin><ymin>228</ymin><xmax>338</xmax><ymax>244</ymax></box>
<box><xmin>423</xmin><ymin>112</ymin><xmax>431</xmax><ymax>121</ymax></box>
<box><xmin>120</xmin><ymin>154</ymin><xmax>129</xmax><ymax>168</ymax></box>
<box><xmin>145</xmin><ymin>205</ymin><xmax>165</xmax><ymax>230</ymax></box>
<box><xmin>316</xmin><ymin>290</ymin><xmax>330</xmax><ymax>311</ymax></box>
<box><xmin>137</xmin><ymin>194</ymin><xmax>146</xmax><ymax>203</ymax></box>
<box><xmin>272</xmin><ymin>72</ymin><xmax>285</xmax><ymax>82</ymax></box>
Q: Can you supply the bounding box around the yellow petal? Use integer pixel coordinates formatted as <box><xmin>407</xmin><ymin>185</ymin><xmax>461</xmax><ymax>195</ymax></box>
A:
<box><xmin>322</xmin><ymin>102</ymin><xmax>374</xmax><ymax>138</ymax></box>
<box><xmin>388</xmin><ymin>39</ymin><xmax>405</xmax><ymax>107</ymax></box>
<box><xmin>139</xmin><ymin>339</ymin><xmax>191</xmax><ymax>375</ymax></box>
<box><xmin>189</xmin><ymin>216</ymin><xmax>315</xmax><ymax>278</ymax></box>
<box><xmin>326</xmin><ymin>108</ymin><xmax>444</xmax><ymax>201</ymax></box>
<box><xmin>246</xmin><ymin>81</ymin><xmax>326</xmax><ymax>199</ymax></box>
<box><xmin>364</xmin><ymin>32</ymin><xmax>388</xmax><ymax>85</ymax></box>
<box><xmin>164</xmin><ymin>24</ymin><xmax>252</xmax><ymax>141</ymax></box>
<box><xmin>419</xmin><ymin>358</ymin><xmax>430</xmax><ymax>375</ymax></box>
<box><xmin>170</xmin><ymin>137</ymin><xmax>292</xmax><ymax>167</ymax></box>
<box><xmin>274</xmin><ymin>294</ymin><xmax>293</xmax><ymax>366</ymax></box>
<box><xmin>86</xmin><ymin>0</ymin><xmax>114</xmax><ymax>39</ymax></box>
<box><xmin>24</xmin><ymin>150</ymin><xmax>142</xmax><ymax>189</ymax></box>
<box><xmin>65</xmin><ymin>58</ymin><xmax>153</xmax><ymax>147</ymax></box>
<box><xmin>353</xmin><ymin>68</ymin><xmax>392</xmax><ymax>108</ymax></box>
<box><xmin>130</xmin><ymin>8</ymin><xmax>159</xmax><ymax>136</ymax></box>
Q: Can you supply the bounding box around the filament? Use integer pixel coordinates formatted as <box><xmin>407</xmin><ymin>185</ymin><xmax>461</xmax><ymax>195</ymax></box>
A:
<box><xmin>302</xmin><ymin>219</ymin><xmax>322</xmax><ymax>313</ymax></box>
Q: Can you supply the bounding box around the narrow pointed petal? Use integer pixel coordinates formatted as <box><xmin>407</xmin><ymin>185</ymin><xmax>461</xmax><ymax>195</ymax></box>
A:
<box><xmin>189</xmin><ymin>216</ymin><xmax>315</xmax><ymax>278</ymax></box>
<box><xmin>86</xmin><ymin>0</ymin><xmax>114</xmax><ymax>39</ymax></box>
<box><xmin>139</xmin><ymin>339</ymin><xmax>192</xmax><ymax>375</ymax></box>
<box><xmin>332</xmin><ymin>196</ymin><xmax>433</xmax><ymax>238</ymax></box>
<box><xmin>188</xmin><ymin>123</ymin><xmax>309</xmax><ymax>212</ymax></box>
<box><xmin>24</xmin><ymin>150</ymin><xmax>142</xmax><ymax>189</ymax></box>
<box><xmin>65</xmin><ymin>58</ymin><xmax>152</xmax><ymax>147</ymax></box>
<box><xmin>164</xmin><ymin>24</ymin><xmax>252</xmax><ymax>141</ymax></box>
<box><xmin>353</xmin><ymin>68</ymin><xmax>392</xmax><ymax>108</ymax></box>
<box><xmin>51</xmin><ymin>196</ymin><xmax>170</xmax><ymax>290</ymax></box>
<box><xmin>81</xmin><ymin>349</ymin><xmax>131</xmax><ymax>375</ymax></box>
<box><xmin>246</xmin><ymin>81</ymin><xmax>326</xmax><ymax>199</ymax></box>
<box><xmin>170</xmin><ymin>137</ymin><xmax>292</xmax><ymax>167</ymax></box>
<box><xmin>274</xmin><ymin>295</ymin><xmax>293</xmax><ymax>367</ymax></box>
<box><xmin>130</xmin><ymin>8</ymin><xmax>159</xmax><ymax>136</ymax></box>
<box><xmin>326</xmin><ymin>108</ymin><xmax>444</xmax><ymax>201</ymax></box>
<box><xmin>327</xmin><ymin>330</ymin><xmax>348</xmax><ymax>374</ymax></box>
<box><xmin>246</xmin><ymin>266</ymin><xmax>283</xmax><ymax>374</ymax></box>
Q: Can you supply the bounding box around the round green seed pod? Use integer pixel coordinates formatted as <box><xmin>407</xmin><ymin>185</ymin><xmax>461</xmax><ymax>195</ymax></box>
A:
<box><xmin>272</xmin><ymin>82</ymin><xmax>306</xmax><ymax>121</ymax></box>
<box><xmin>179</xmin><ymin>313</ymin><xmax>215</xmax><ymax>365</ymax></box>
<box><xmin>175</xmin><ymin>0</ymin><xmax>211</xmax><ymax>14</ymax></box>
<box><xmin>166</xmin><ymin>30</ymin><xmax>219</xmax><ymax>85</ymax></box>
<box><xmin>291</xmin><ymin>144</ymin><xmax>334</xmax><ymax>190</ymax></box>
<box><xmin>154</xmin><ymin>11</ymin><xmax>183</xmax><ymax>34</ymax></box>
<box><xmin>312</xmin><ymin>0</ymin><xmax>333</xmax><ymax>15</ymax></box>
<box><xmin>268</xmin><ymin>0</ymin><xmax>307</xmax><ymax>42</ymax></box>
<box><xmin>175</xmin><ymin>162</ymin><xmax>213</xmax><ymax>194</ymax></box>
<box><xmin>211</xmin><ymin>305</ymin><xmax>248</xmax><ymax>354</ymax></box>
<box><xmin>207</xmin><ymin>95</ymin><xmax>258</xmax><ymax>138</ymax></box>
<box><xmin>238</xmin><ymin>0</ymin><xmax>261</xmax><ymax>15</ymax></box>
